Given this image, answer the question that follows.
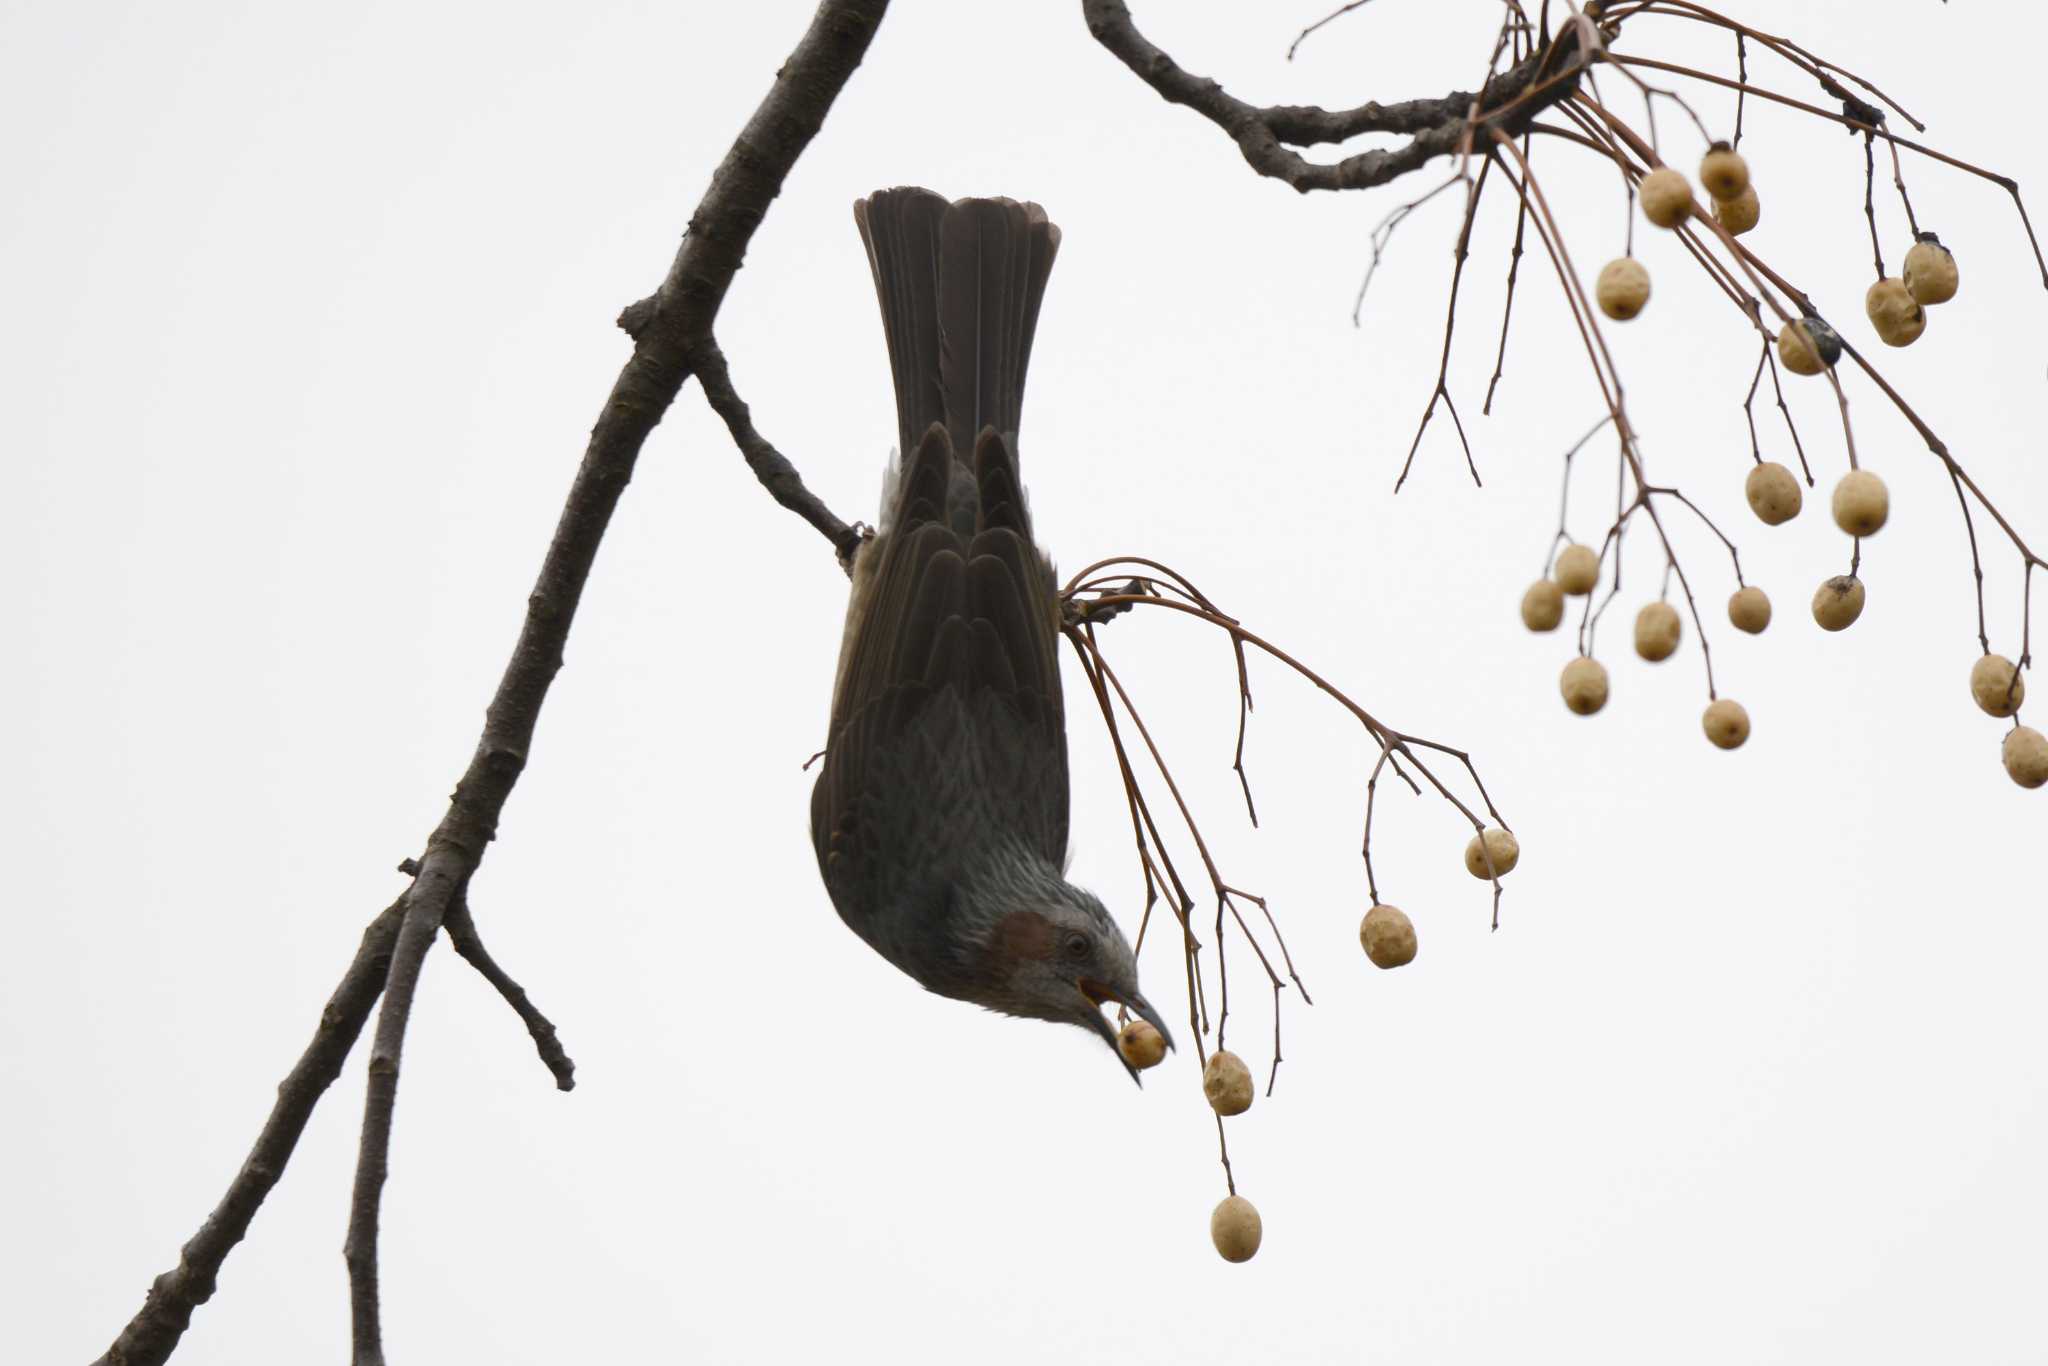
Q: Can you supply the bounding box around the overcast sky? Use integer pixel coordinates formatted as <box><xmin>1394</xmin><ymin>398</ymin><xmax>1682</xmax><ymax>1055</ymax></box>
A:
<box><xmin>6</xmin><ymin>3</ymin><xmax>2045</xmax><ymax>1363</ymax></box>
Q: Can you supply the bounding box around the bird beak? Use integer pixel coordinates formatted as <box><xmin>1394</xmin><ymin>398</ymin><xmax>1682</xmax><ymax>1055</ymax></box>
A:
<box><xmin>1079</xmin><ymin>979</ymin><xmax>1176</xmax><ymax>1087</ymax></box>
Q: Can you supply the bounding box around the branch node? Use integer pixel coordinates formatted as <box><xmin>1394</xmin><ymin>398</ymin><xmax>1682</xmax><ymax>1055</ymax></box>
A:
<box><xmin>617</xmin><ymin>295</ymin><xmax>659</xmax><ymax>340</ymax></box>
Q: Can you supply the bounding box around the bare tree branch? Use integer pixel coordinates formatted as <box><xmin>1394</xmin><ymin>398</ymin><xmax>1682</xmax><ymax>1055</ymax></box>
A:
<box><xmin>345</xmin><ymin>869</ymin><xmax>454</xmax><ymax>1366</ymax></box>
<box><xmin>94</xmin><ymin>898</ymin><xmax>407</xmax><ymax>1366</ymax></box>
<box><xmin>96</xmin><ymin>3</ymin><xmax>889</xmax><ymax>1362</ymax></box>
<box><xmin>92</xmin><ymin>0</ymin><xmax>2048</xmax><ymax>1331</ymax></box>
<box><xmin>1082</xmin><ymin>0</ymin><xmax>1585</xmax><ymax>193</ymax></box>
<box><xmin>692</xmin><ymin>335</ymin><xmax>863</xmax><ymax>559</ymax></box>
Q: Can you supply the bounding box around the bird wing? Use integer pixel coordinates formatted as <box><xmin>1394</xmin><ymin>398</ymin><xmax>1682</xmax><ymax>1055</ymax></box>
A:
<box><xmin>812</xmin><ymin>426</ymin><xmax>1069</xmax><ymax>927</ymax></box>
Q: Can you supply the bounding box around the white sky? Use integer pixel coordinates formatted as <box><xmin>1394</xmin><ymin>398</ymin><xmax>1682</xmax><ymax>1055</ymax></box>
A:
<box><xmin>6</xmin><ymin>3</ymin><xmax>2045</xmax><ymax>1363</ymax></box>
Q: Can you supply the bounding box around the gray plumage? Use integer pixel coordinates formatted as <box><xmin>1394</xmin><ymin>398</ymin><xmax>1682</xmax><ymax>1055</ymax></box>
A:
<box><xmin>812</xmin><ymin>188</ymin><xmax>1168</xmax><ymax>1078</ymax></box>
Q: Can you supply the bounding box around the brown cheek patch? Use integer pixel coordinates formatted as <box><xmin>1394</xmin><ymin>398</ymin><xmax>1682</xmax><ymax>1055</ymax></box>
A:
<box><xmin>993</xmin><ymin>909</ymin><xmax>1057</xmax><ymax>963</ymax></box>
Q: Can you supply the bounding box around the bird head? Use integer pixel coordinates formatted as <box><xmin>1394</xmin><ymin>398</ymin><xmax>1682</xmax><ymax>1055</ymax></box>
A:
<box><xmin>970</xmin><ymin>880</ymin><xmax>1173</xmax><ymax>1084</ymax></box>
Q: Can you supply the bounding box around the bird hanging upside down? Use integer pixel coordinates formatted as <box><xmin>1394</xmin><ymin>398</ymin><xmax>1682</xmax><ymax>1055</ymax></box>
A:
<box><xmin>811</xmin><ymin>187</ymin><xmax>1171</xmax><ymax>1081</ymax></box>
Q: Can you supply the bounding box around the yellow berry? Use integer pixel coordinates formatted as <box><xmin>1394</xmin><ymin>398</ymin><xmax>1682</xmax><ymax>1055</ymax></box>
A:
<box><xmin>1865</xmin><ymin>278</ymin><xmax>1925</xmax><ymax>347</ymax></box>
<box><xmin>1831</xmin><ymin>470</ymin><xmax>1889</xmax><ymax>537</ymax></box>
<box><xmin>2004</xmin><ymin>726</ymin><xmax>2048</xmax><ymax>789</ymax></box>
<box><xmin>1714</xmin><ymin>185</ymin><xmax>1760</xmax><ymax>236</ymax></box>
<box><xmin>1463</xmin><ymin>828</ymin><xmax>1521</xmax><ymax>880</ymax></box>
<box><xmin>1639</xmin><ymin>167</ymin><xmax>1694</xmax><ymax>228</ymax></box>
<box><xmin>1728</xmin><ymin>586</ymin><xmax>1772</xmax><ymax>634</ymax></box>
<box><xmin>1970</xmin><ymin>654</ymin><xmax>2026</xmax><ymax>718</ymax></box>
<box><xmin>1903</xmin><ymin>235</ymin><xmax>1959</xmax><ymax>305</ymax></box>
<box><xmin>1560</xmin><ymin>656</ymin><xmax>1610</xmax><ymax>715</ymax></box>
<box><xmin>1702</xmin><ymin>698</ymin><xmax>1750</xmax><ymax>750</ymax></box>
<box><xmin>1745</xmin><ymin>461</ymin><xmax>1803</xmax><ymax>525</ymax></box>
<box><xmin>1596</xmin><ymin>257</ymin><xmax>1651</xmax><ymax>320</ymax></box>
<box><xmin>1777</xmin><ymin>317</ymin><xmax>1841</xmax><ymax>375</ymax></box>
<box><xmin>1202</xmin><ymin>1050</ymin><xmax>1254</xmax><ymax>1117</ymax></box>
<box><xmin>1634</xmin><ymin>601</ymin><xmax>1682</xmax><ymax>662</ymax></box>
<box><xmin>1811</xmin><ymin>575</ymin><xmax>1866</xmax><ymax>631</ymax></box>
<box><xmin>1522</xmin><ymin>579</ymin><xmax>1565</xmax><ymax>631</ymax></box>
<box><xmin>1116</xmin><ymin>1020</ymin><xmax>1167</xmax><ymax>1070</ymax></box>
<box><xmin>1555</xmin><ymin>544</ymin><xmax>1600</xmax><ymax>596</ymax></box>
<box><xmin>1211</xmin><ymin>1195</ymin><xmax>1263</xmax><ymax>1263</ymax></box>
<box><xmin>1699</xmin><ymin>143</ymin><xmax>1750</xmax><ymax>201</ymax></box>
<box><xmin>1359</xmin><ymin>904</ymin><xmax>1417</xmax><ymax>969</ymax></box>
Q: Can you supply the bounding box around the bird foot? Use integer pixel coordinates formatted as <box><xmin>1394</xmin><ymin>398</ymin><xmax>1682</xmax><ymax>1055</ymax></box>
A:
<box><xmin>1061</xmin><ymin>578</ymin><xmax>1151</xmax><ymax>629</ymax></box>
<box><xmin>836</xmin><ymin>522</ymin><xmax>876</xmax><ymax>579</ymax></box>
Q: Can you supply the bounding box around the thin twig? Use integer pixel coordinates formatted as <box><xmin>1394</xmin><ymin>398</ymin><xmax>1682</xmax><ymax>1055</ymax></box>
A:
<box><xmin>1484</xmin><ymin>133</ymin><xmax>1534</xmax><ymax>413</ymax></box>
<box><xmin>1395</xmin><ymin>157</ymin><xmax>1492</xmax><ymax>490</ymax></box>
<box><xmin>445</xmin><ymin>896</ymin><xmax>576</xmax><ymax>1091</ymax></box>
<box><xmin>691</xmin><ymin>336</ymin><xmax>861</xmax><ymax>559</ymax></box>
<box><xmin>1604</xmin><ymin>52</ymin><xmax>2047</xmax><ymax>285</ymax></box>
<box><xmin>1287</xmin><ymin>0</ymin><xmax>1375</xmax><ymax>62</ymax></box>
<box><xmin>1862</xmin><ymin>132</ymin><xmax>1886</xmax><ymax>280</ymax></box>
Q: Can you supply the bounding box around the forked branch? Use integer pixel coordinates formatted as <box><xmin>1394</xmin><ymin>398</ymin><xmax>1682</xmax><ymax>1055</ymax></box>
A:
<box><xmin>96</xmin><ymin>4</ymin><xmax>887</xmax><ymax>1362</ymax></box>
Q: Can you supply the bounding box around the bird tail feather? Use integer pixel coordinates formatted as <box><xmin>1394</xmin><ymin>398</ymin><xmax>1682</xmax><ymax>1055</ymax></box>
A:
<box><xmin>854</xmin><ymin>187</ymin><xmax>1061</xmax><ymax>522</ymax></box>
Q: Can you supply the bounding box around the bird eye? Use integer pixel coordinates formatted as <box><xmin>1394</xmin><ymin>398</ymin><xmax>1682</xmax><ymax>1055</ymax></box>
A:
<box><xmin>1062</xmin><ymin>932</ymin><xmax>1091</xmax><ymax>961</ymax></box>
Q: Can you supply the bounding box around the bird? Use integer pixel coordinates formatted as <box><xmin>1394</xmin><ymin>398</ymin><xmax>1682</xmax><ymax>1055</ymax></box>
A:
<box><xmin>810</xmin><ymin>187</ymin><xmax>1171</xmax><ymax>1082</ymax></box>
